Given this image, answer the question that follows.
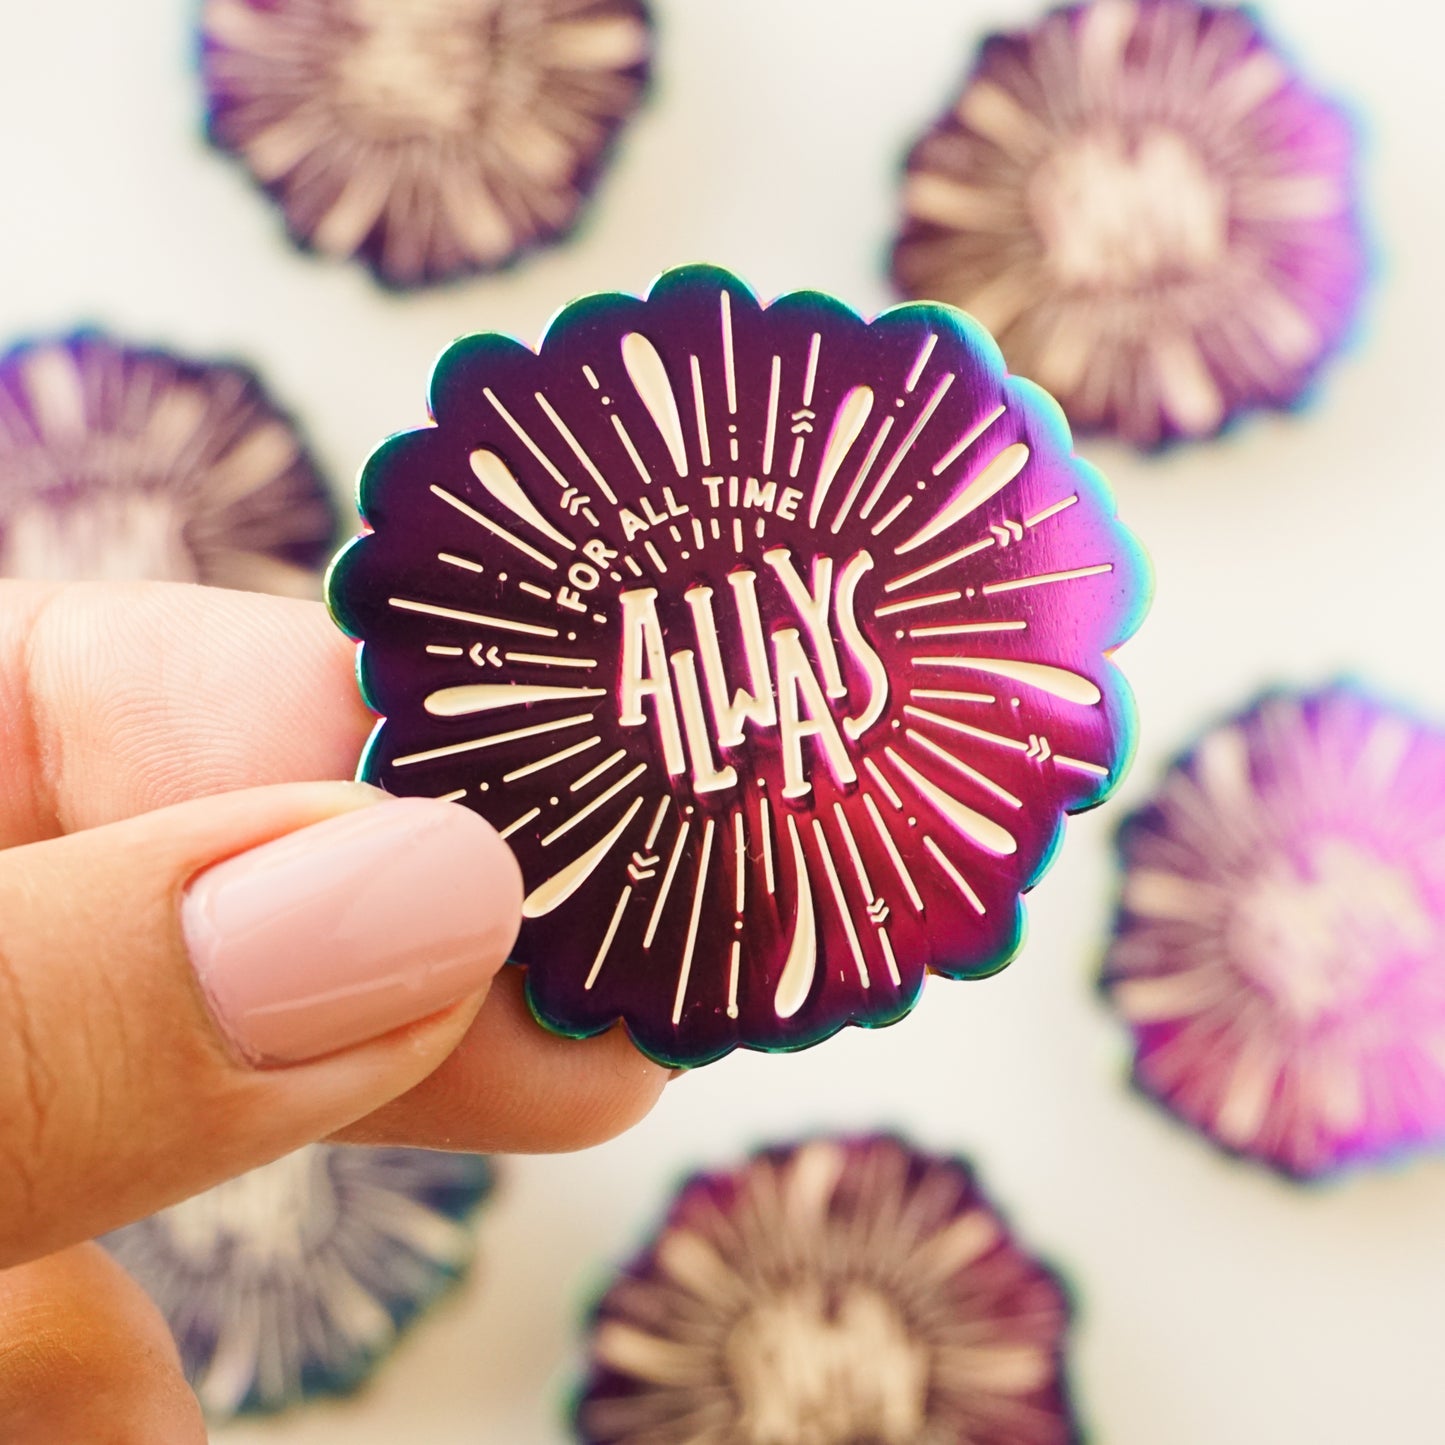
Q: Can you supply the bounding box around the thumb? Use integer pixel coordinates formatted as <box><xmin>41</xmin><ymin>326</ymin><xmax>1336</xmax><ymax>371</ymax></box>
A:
<box><xmin>0</xmin><ymin>782</ymin><xmax>521</xmax><ymax>1267</ymax></box>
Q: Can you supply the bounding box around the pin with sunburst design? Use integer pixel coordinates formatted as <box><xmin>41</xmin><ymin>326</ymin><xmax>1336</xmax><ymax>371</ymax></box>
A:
<box><xmin>576</xmin><ymin>1135</ymin><xmax>1079</xmax><ymax>1444</ymax></box>
<box><xmin>102</xmin><ymin>1146</ymin><xmax>495</xmax><ymax>1417</ymax></box>
<box><xmin>328</xmin><ymin>264</ymin><xmax>1150</xmax><ymax>1068</ymax></box>
<box><xmin>891</xmin><ymin>0</ymin><xmax>1367</xmax><ymax>448</ymax></box>
<box><xmin>201</xmin><ymin>0</ymin><xmax>652</xmax><ymax>289</ymax></box>
<box><xmin>0</xmin><ymin>334</ymin><xmax>336</xmax><ymax>591</ymax></box>
<box><xmin>1103</xmin><ymin>684</ymin><xmax>1445</xmax><ymax>1180</ymax></box>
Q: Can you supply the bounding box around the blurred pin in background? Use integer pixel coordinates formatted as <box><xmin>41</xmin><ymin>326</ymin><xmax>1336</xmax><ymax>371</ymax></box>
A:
<box><xmin>201</xmin><ymin>0</ymin><xmax>653</xmax><ymax>289</ymax></box>
<box><xmin>1103</xmin><ymin>684</ymin><xmax>1445</xmax><ymax>1179</ymax></box>
<box><xmin>0</xmin><ymin>333</ymin><xmax>336</xmax><ymax>593</ymax></box>
<box><xmin>103</xmin><ymin>1145</ymin><xmax>497</xmax><ymax>1418</ymax></box>
<box><xmin>892</xmin><ymin>0</ymin><xmax>1366</xmax><ymax>448</ymax></box>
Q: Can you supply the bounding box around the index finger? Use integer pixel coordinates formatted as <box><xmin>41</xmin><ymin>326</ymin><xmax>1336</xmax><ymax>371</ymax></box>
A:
<box><xmin>0</xmin><ymin>579</ymin><xmax>373</xmax><ymax>846</ymax></box>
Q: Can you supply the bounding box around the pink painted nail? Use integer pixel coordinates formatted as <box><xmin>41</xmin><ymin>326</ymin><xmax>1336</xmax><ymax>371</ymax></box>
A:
<box><xmin>184</xmin><ymin>798</ymin><xmax>522</xmax><ymax>1066</ymax></box>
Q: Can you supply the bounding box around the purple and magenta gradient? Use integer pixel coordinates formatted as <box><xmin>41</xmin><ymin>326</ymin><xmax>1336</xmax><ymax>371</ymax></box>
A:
<box><xmin>102</xmin><ymin>1146</ymin><xmax>495</xmax><ymax>1417</ymax></box>
<box><xmin>201</xmin><ymin>0</ymin><xmax>653</xmax><ymax>289</ymax></box>
<box><xmin>329</xmin><ymin>264</ymin><xmax>1149</xmax><ymax>1068</ymax></box>
<box><xmin>892</xmin><ymin>0</ymin><xmax>1367</xmax><ymax>448</ymax></box>
<box><xmin>0</xmin><ymin>332</ymin><xmax>335</xmax><ymax>592</ymax></box>
<box><xmin>1103</xmin><ymin>684</ymin><xmax>1445</xmax><ymax>1179</ymax></box>
<box><xmin>578</xmin><ymin>1134</ymin><xmax>1079</xmax><ymax>1444</ymax></box>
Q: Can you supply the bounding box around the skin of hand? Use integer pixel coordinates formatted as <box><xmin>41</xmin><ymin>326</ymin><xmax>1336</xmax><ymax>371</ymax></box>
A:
<box><xmin>0</xmin><ymin>579</ymin><xmax>669</xmax><ymax>1442</ymax></box>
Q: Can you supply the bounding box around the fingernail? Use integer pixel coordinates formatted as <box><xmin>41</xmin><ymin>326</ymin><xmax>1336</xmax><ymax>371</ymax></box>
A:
<box><xmin>184</xmin><ymin>798</ymin><xmax>522</xmax><ymax>1065</ymax></box>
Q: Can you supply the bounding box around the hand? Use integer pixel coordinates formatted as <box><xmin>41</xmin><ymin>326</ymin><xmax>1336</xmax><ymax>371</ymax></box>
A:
<box><xmin>0</xmin><ymin>580</ymin><xmax>667</xmax><ymax>1441</ymax></box>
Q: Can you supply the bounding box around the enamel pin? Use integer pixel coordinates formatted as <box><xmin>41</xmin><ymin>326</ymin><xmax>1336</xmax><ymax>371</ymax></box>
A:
<box><xmin>329</xmin><ymin>265</ymin><xmax>1150</xmax><ymax>1067</ymax></box>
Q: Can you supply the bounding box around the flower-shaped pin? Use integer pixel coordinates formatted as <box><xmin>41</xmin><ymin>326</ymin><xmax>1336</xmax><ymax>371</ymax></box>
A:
<box><xmin>329</xmin><ymin>264</ymin><xmax>1149</xmax><ymax>1067</ymax></box>
<box><xmin>202</xmin><ymin>0</ymin><xmax>653</xmax><ymax>288</ymax></box>
<box><xmin>891</xmin><ymin>0</ymin><xmax>1366</xmax><ymax>448</ymax></box>
<box><xmin>577</xmin><ymin>1135</ymin><xmax>1078</xmax><ymax>1444</ymax></box>
<box><xmin>0</xmin><ymin>333</ymin><xmax>336</xmax><ymax>591</ymax></box>
<box><xmin>1103</xmin><ymin>685</ymin><xmax>1445</xmax><ymax>1179</ymax></box>
<box><xmin>102</xmin><ymin>1145</ymin><xmax>495</xmax><ymax>1416</ymax></box>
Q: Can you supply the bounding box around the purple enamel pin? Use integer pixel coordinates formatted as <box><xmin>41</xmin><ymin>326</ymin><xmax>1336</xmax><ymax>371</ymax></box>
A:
<box><xmin>891</xmin><ymin>0</ymin><xmax>1366</xmax><ymax>448</ymax></box>
<box><xmin>1103</xmin><ymin>685</ymin><xmax>1445</xmax><ymax>1179</ymax></box>
<box><xmin>577</xmin><ymin>1135</ymin><xmax>1079</xmax><ymax>1444</ymax></box>
<box><xmin>201</xmin><ymin>0</ymin><xmax>652</xmax><ymax>289</ymax></box>
<box><xmin>0</xmin><ymin>334</ymin><xmax>335</xmax><ymax>590</ymax></box>
<box><xmin>103</xmin><ymin>1146</ymin><xmax>495</xmax><ymax>1416</ymax></box>
<box><xmin>329</xmin><ymin>265</ymin><xmax>1150</xmax><ymax>1068</ymax></box>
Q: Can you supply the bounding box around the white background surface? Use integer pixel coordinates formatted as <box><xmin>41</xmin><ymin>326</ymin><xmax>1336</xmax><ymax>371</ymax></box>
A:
<box><xmin>4</xmin><ymin>0</ymin><xmax>1445</xmax><ymax>1440</ymax></box>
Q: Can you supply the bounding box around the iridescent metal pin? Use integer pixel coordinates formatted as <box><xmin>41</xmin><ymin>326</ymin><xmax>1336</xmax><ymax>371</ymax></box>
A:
<box><xmin>103</xmin><ymin>1146</ymin><xmax>495</xmax><ymax>1416</ymax></box>
<box><xmin>201</xmin><ymin>0</ymin><xmax>653</xmax><ymax>288</ymax></box>
<box><xmin>329</xmin><ymin>264</ymin><xmax>1150</xmax><ymax>1067</ymax></box>
<box><xmin>577</xmin><ymin>1135</ymin><xmax>1079</xmax><ymax>1444</ymax></box>
<box><xmin>1103</xmin><ymin>684</ymin><xmax>1445</xmax><ymax>1179</ymax></box>
<box><xmin>891</xmin><ymin>0</ymin><xmax>1366</xmax><ymax>448</ymax></box>
<box><xmin>0</xmin><ymin>333</ymin><xmax>335</xmax><ymax>590</ymax></box>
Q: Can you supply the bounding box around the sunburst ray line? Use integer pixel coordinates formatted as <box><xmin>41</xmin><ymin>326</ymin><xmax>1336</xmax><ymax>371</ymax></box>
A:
<box><xmin>803</xmin><ymin>331</ymin><xmax>822</xmax><ymax>405</ymax></box>
<box><xmin>610</xmin><ymin>414</ymin><xmax>654</xmax><ymax>487</ymax></box>
<box><xmin>905</xmin><ymin>333</ymin><xmax>939</xmax><ymax>393</ymax></box>
<box><xmin>922</xmin><ymin>834</ymin><xmax>986</xmax><ymax>915</ymax></box>
<box><xmin>426</xmin><ymin>644</ymin><xmax>463</xmax><ymax>656</ymax></box>
<box><xmin>733</xmin><ymin>810</ymin><xmax>747</xmax><ymax>913</ymax></box>
<box><xmin>392</xmin><ymin>711</ymin><xmax>594</xmax><ymax>767</ymax></box>
<box><xmin>1055</xmin><ymin>754</ymin><xmax>1109</xmax><ymax>776</ymax></box>
<box><xmin>388</xmin><ymin>595</ymin><xmax>559</xmax><ymax>637</ymax></box>
<box><xmin>833</xmin><ymin>800</ymin><xmax>878</xmax><ymax>902</ymax></box>
<box><xmin>726</xmin><ymin>938</ymin><xmax>742</xmax><ymax>1020</ymax></box>
<box><xmin>533</xmin><ymin>391</ymin><xmax>619</xmax><ymax>505</ymax></box>
<box><xmin>688</xmin><ymin>355</ymin><xmax>712</xmax><ymax>467</ymax></box>
<box><xmin>644</xmin><ymin>796</ymin><xmax>671</xmax><ymax>850</ymax></box>
<box><xmin>910</xmin><ymin>621</ymin><xmax>1027</xmax><ymax>640</ymax></box>
<box><xmin>504</xmin><ymin>650</ymin><xmax>599</xmax><ymax>669</ymax></box>
<box><xmin>898</xmin><ymin>441</ymin><xmax>1030</xmax><ymax>555</ymax></box>
<box><xmin>812</xmin><ymin>817</ymin><xmax>870</xmax><ymax>988</ymax></box>
<box><xmin>904</xmin><ymin>704</ymin><xmax>1029</xmax><ymax>753</ymax></box>
<box><xmin>423</xmin><ymin>682</ymin><xmax>606</xmax><ymax>716</ymax></box>
<box><xmin>759</xmin><ymin>795</ymin><xmax>776</xmax><ymax>894</ymax></box>
<box><xmin>885</xmin><ymin>746</ymin><xmax>1018</xmax><ymax>857</ymax></box>
<box><xmin>643</xmin><ymin>540</ymin><xmax>668</xmax><ymax>573</ymax></box>
<box><xmin>762</xmin><ymin>354</ymin><xmax>781</xmax><ymax>475</ymax></box>
<box><xmin>671</xmin><ymin>817</ymin><xmax>717</xmax><ymax>1025</ymax></box>
<box><xmin>911</xmin><ymin>689</ymin><xmax>995</xmax><ymax>704</ymax></box>
<box><xmin>643</xmin><ymin>819</ymin><xmax>692</xmax><ymax>949</ymax></box>
<box><xmin>720</xmin><ymin>291</ymin><xmax>737</xmax><ymax>414</ymax></box>
<box><xmin>828</xmin><ymin>414</ymin><xmax>894</xmax><ymax>534</ymax></box>
<box><xmin>981</xmin><ymin>562</ymin><xmax>1113</xmax><ymax>595</ymax></box>
<box><xmin>500</xmin><ymin>806</ymin><xmax>541</xmax><ymax>840</ymax></box>
<box><xmin>540</xmin><ymin>762</ymin><xmax>647</xmax><ymax>847</ymax></box>
<box><xmin>862</xmin><ymin>793</ymin><xmax>923</xmax><ymax>913</ymax></box>
<box><xmin>482</xmin><ymin>386</ymin><xmax>571</xmax><ymax>492</ymax></box>
<box><xmin>875</xmin><ymin>589</ymin><xmax>962</xmax><ymax>618</ymax></box>
<box><xmin>884</xmin><ymin>536</ymin><xmax>993</xmax><ymax>593</ymax></box>
<box><xmin>428</xmin><ymin>485</ymin><xmax>559</xmax><ymax>570</ymax></box>
<box><xmin>438</xmin><ymin>551</ymin><xmax>484</xmax><ymax>574</ymax></box>
<box><xmin>876</xmin><ymin>926</ymin><xmax>902</xmax><ymax>986</ymax></box>
<box><xmin>864</xmin><ymin>757</ymin><xmax>905</xmax><ymax>810</ymax></box>
<box><xmin>871</xmin><ymin>495</ymin><xmax>913</xmax><ymax>535</ymax></box>
<box><xmin>860</xmin><ymin>372</ymin><xmax>955</xmax><ymax>520</ymax></box>
<box><xmin>433</xmin><ymin>788</ymin><xmax>466</xmax><ymax>803</ymax></box>
<box><xmin>1025</xmin><ymin>494</ymin><xmax>1078</xmax><ymax>528</ymax></box>
<box><xmin>502</xmin><ymin>735</ymin><xmax>602</xmax><ymax>782</ymax></box>
<box><xmin>931</xmin><ymin>403</ymin><xmax>1008</xmax><ymax>477</ymax></box>
<box><xmin>517</xmin><ymin>580</ymin><xmax>551</xmax><ymax>599</ymax></box>
<box><xmin>622</xmin><ymin>332</ymin><xmax>688</xmax><ymax>478</ymax></box>
<box><xmin>906</xmin><ymin>727</ymin><xmax>1023</xmax><ymax>809</ymax></box>
<box><xmin>585</xmin><ymin>884</ymin><xmax>634</xmax><ymax>991</ymax></box>
<box><xmin>571</xmin><ymin>748</ymin><xmax>628</xmax><ymax>792</ymax></box>
<box><xmin>523</xmin><ymin>797</ymin><xmax>647</xmax><ymax>921</ymax></box>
